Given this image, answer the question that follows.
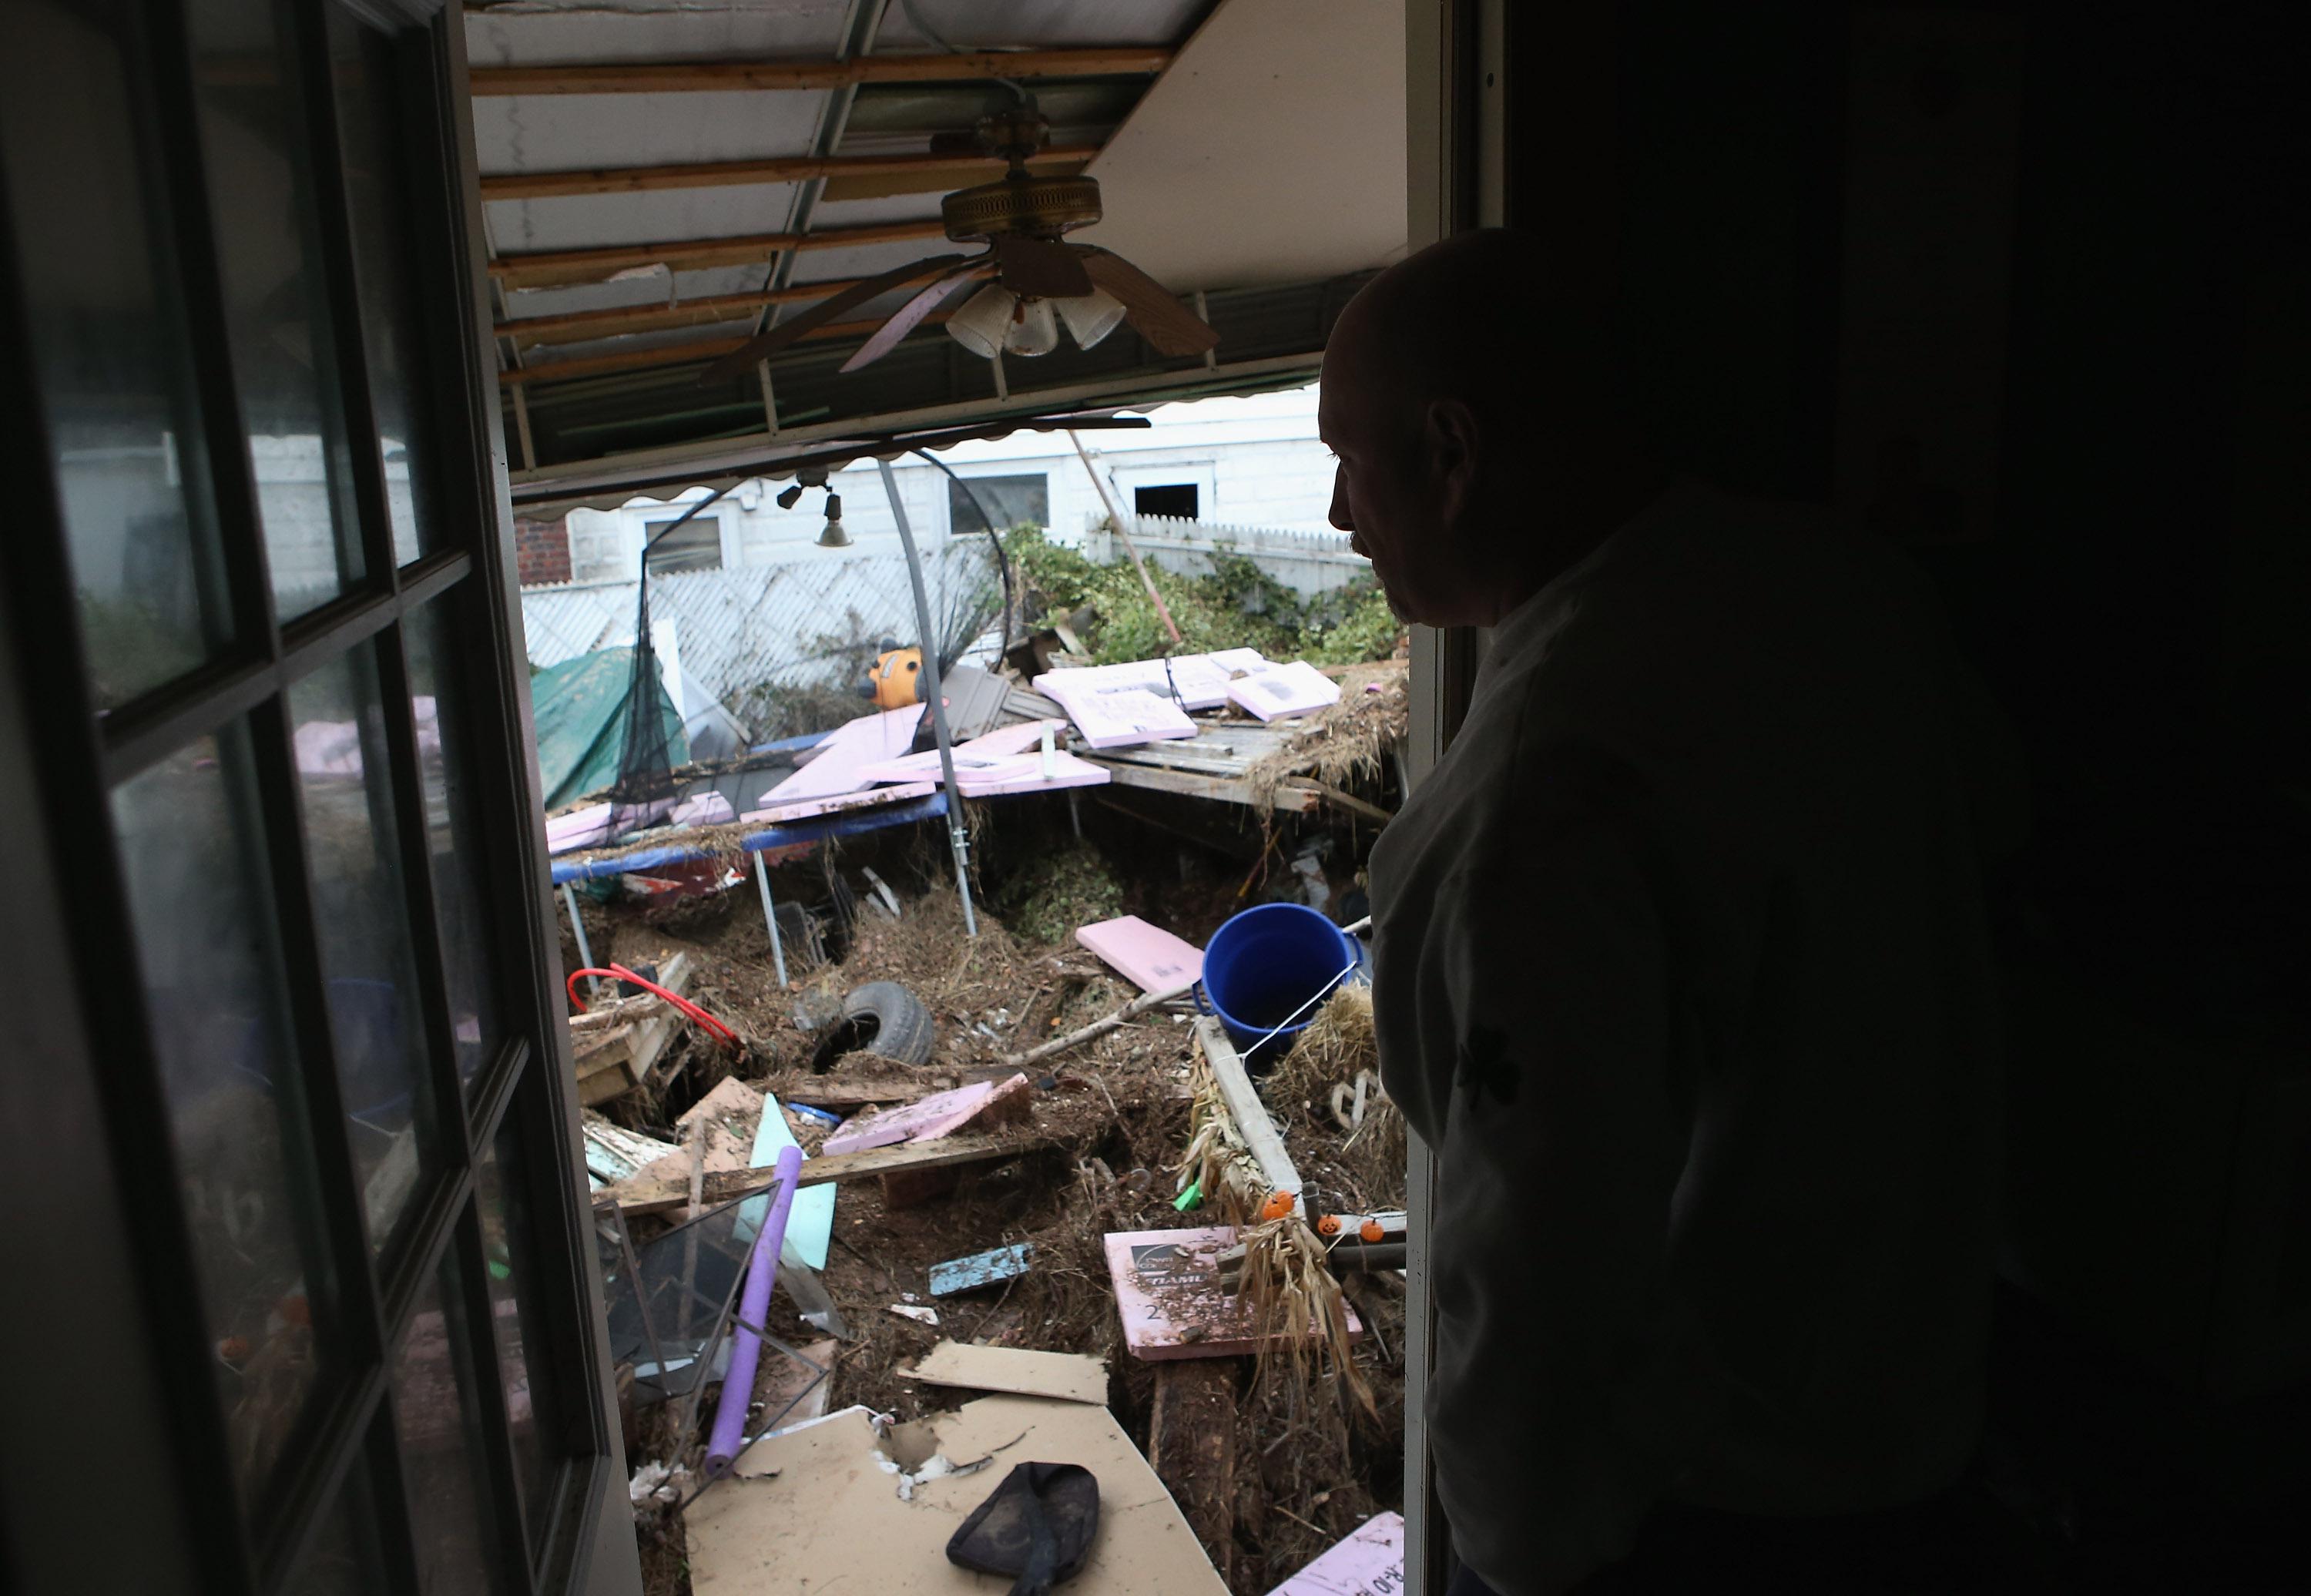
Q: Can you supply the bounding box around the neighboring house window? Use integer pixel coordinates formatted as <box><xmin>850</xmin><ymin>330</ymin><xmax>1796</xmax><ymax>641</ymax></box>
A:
<box><xmin>644</xmin><ymin>513</ymin><xmax>722</xmax><ymax>572</ymax></box>
<box><xmin>1133</xmin><ymin>483</ymin><xmax>1199</xmax><ymax>520</ymax></box>
<box><xmin>950</xmin><ymin>473</ymin><xmax>1048</xmax><ymax>533</ymax></box>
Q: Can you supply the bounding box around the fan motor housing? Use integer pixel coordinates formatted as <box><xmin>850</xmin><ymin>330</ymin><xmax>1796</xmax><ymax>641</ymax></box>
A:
<box><xmin>942</xmin><ymin>173</ymin><xmax>1103</xmax><ymax>243</ymax></box>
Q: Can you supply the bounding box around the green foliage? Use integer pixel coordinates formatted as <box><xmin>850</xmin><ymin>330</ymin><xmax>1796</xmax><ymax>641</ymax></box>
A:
<box><xmin>1001</xmin><ymin>525</ymin><xmax>1403</xmax><ymax>668</ymax></box>
<box><xmin>994</xmin><ymin>838</ymin><xmax>1125</xmax><ymax>946</ymax></box>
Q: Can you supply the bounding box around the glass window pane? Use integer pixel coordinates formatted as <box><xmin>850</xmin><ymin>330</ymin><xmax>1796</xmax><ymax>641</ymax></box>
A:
<box><xmin>478</xmin><ymin>1122</ymin><xmax>562</xmax><ymax>1550</ymax></box>
<box><xmin>290</xmin><ymin>1451</ymin><xmax>387</xmax><ymax>1596</ymax></box>
<box><xmin>290</xmin><ymin>642</ymin><xmax>435</xmax><ymax>1252</ymax></box>
<box><xmin>404</xmin><ymin>600</ymin><xmax>499</xmax><ymax>1088</ymax></box>
<box><xmin>189</xmin><ymin>0</ymin><xmax>366</xmax><ymax>617</ymax></box>
<box><xmin>2</xmin><ymin>0</ymin><xmax>232</xmax><ymax>707</ymax></box>
<box><xmin>328</xmin><ymin>8</ymin><xmax>443</xmax><ymax>566</ymax></box>
<box><xmin>111</xmin><ymin>726</ymin><xmax>334</xmax><ymax>1526</ymax></box>
<box><xmin>391</xmin><ymin>1253</ymin><xmax>500</xmax><ymax>1596</ymax></box>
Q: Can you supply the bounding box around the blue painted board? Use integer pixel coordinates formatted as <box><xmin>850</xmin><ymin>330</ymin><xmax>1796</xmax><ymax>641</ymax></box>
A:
<box><xmin>928</xmin><ymin>1242</ymin><xmax>1033</xmax><ymax>1298</ymax></box>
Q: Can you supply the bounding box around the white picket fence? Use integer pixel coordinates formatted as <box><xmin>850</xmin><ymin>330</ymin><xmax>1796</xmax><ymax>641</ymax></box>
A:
<box><xmin>1078</xmin><ymin>515</ymin><xmax>1367</xmax><ymax>598</ymax></box>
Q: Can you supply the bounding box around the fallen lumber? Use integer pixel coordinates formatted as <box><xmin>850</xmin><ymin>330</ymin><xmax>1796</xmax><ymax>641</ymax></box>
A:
<box><xmin>1004</xmin><ymin>980</ymin><xmax>1195</xmax><ymax>1069</ymax></box>
<box><xmin>603</xmin><ymin>1127</ymin><xmax>1054</xmax><ymax>1217</ymax></box>
<box><xmin>573</xmin><ymin>952</ymin><xmax>693</xmax><ymax>1106</ymax></box>
<box><xmin>1149</xmin><ymin>1357</ymin><xmax>1239</xmax><ymax>1582</ymax></box>
<box><xmin>1195</xmin><ymin>1016</ymin><xmax>1303</xmax><ymax>1219</ymax></box>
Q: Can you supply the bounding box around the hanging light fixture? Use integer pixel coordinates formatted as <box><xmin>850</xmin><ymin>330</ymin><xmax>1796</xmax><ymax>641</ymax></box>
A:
<box><xmin>814</xmin><ymin>491</ymin><xmax>850</xmax><ymax>547</ymax></box>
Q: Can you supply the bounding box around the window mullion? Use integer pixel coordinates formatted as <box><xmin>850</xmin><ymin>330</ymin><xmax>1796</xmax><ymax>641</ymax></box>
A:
<box><xmin>293</xmin><ymin>0</ymin><xmax>401</xmax><ymax>600</ymax></box>
<box><xmin>242</xmin><ymin>690</ymin><xmax>393</xmax><ymax>1575</ymax></box>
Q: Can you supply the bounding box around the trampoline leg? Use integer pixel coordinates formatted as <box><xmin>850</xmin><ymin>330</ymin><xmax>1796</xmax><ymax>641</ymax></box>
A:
<box><xmin>753</xmin><ymin>853</ymin><xmax>790</xmax><ymax>987</ymax></box>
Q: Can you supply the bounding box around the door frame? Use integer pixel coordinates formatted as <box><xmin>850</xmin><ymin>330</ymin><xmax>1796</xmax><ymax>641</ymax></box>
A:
<box><xmin>0</xmin><ymin>1</ymin><xmax>639</xmax><ymax>1591</ymax></box>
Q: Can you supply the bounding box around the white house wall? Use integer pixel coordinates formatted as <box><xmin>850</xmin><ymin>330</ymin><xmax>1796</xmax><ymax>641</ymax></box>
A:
<box><xmin>555</xmin><ymin>385</ymin><xmax>1339</xmax><ymax>586</ymax></box>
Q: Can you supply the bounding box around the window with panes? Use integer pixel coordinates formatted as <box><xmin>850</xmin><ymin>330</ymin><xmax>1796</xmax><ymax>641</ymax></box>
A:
<box><xmin>0</xmin><ymin>0</ymin><xmax>618</xmax><ymax>1591</ymax></box>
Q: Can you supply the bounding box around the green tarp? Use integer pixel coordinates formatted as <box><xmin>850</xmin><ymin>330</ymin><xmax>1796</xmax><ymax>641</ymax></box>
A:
<box><xmin>531</xmin><ymin>646</ymin><xmax>689</xmax><ymax>810</ymax></box>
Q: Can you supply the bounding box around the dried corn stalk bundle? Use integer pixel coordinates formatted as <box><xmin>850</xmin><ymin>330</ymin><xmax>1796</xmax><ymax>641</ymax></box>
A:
<box><xmin>1179</xmin><ymin>1048</ymin><xmax>1375</xmax><ymax>1418</ymax></box>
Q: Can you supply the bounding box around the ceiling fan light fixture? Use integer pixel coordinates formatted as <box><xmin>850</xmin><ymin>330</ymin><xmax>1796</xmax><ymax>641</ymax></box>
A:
<box><xmin>946</xmin><ymin>282</ymin><xmax>1018</xmax><ymax>359</ymax></box>
<box><xmin>1055</xmin><ymin>287</ymin><xmax>1128</xmax><ymax>350</ymax></box>
<box><xmin>1001</xmin><ymin>296</ymin><xmax>1060</xmax><ymax>357</ymax></box>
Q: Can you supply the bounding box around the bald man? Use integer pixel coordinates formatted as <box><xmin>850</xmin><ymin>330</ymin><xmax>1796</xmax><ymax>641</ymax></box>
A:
<box><xmin>1327</xmin><ymin>233</ymin><xmax>2008</xmax><ymax>1594</ymax></box>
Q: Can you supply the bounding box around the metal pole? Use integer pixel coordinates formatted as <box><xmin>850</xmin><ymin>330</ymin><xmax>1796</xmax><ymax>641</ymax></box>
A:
<box><xmin>1068</xmin><ymin>431</ymin><xmax>1183</xmax><ymax>646</ymax></box>
<box><xmin>752</xmin><ymin>851</ymin><xmax>790</xmax><ymax>987</ymax></box>
<box><xmin>874</xmin><ymin>458</ymin><xmax>978</xmax><ymax>936</ymax></box>
<box><xmin>560</xmin><ymin>882</ymin><xmax>604</xmax><ymax>1003</ymax></box>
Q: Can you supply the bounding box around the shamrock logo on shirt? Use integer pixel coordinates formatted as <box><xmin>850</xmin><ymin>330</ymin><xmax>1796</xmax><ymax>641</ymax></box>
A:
<box><xmin>1454</xmin><ymin>1023</ymin><xmax>1518</xmax><ymax>1107</ymax></box>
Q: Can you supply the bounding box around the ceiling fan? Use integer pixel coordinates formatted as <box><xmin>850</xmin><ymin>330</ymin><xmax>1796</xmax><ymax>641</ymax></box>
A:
<box><xmin>700</xmin><ymin>106</ymin><xmax>1219</xmax><ymax>385</ymax></box>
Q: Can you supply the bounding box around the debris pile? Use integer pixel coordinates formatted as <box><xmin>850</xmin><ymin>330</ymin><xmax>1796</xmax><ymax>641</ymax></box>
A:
<box><xmin>549</xmin><ymin>639</ymin><xmax>1408</xmax><ymax>1594</ymax></box>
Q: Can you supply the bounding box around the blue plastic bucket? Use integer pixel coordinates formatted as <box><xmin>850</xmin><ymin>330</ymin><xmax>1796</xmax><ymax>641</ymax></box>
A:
<box><xmin>1198</xmin><ymin>903</ymin><xmax>1365</xmax><ymax>1068</ymax></box>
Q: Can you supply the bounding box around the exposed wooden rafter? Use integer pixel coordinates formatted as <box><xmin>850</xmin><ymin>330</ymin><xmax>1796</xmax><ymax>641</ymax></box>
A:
<box><xmin>498</xmin><ymin>310</ymin><xmax>954</xmax><ymax>388</ymax></box>
<box><xmin>498</xmin><ymin>282</ymin><xmax>867</xmax><ymax>347</ymax></box>
<box><xmin>478</xmin><ymin>144</ymin><xmax>1097</xmax><ymax>203</ymax></box>
<box><xmin>468</xmin><ymin>46</ymin><xmax>1172</xmax><ymax>98</ymax></box>
<box><xmin>490</xmin><ymin>219</ymin><xmax>948</xmax><ymax>289</ymax></box>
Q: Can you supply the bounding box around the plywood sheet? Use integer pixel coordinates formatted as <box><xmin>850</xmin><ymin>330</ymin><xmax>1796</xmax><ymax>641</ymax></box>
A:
<box><xmin>685</xmin><ymin>1396</ymin><xmax>1226</xmax><ymax>1594</ymax></box>
<box><xmin>905</xmin><ymin>1343</ymin><xmax>1108</xmax><ymax>1405</ymax></box>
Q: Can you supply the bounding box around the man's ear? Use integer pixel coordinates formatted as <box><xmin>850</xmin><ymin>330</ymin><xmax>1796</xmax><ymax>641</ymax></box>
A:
<box><xmin>1425</xmin><ymin>396</ymin><xmax>1481</xmax><ymax>535</ymax></box>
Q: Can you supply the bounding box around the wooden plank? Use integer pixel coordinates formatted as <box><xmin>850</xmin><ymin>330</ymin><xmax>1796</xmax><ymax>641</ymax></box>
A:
<box><xmin>469</xmin><ymin>47</ymin><xmax>1173</xmax><ymax>98</ymax></box>
<box><xmin>605</xmin><ymin>1127</ymin><xmax>1052</xmax><ymax>1217</ymax></box>
<box><xmin>572</xmin><ymin>954</ymin><xmax>690</xmax><ymax>1105</ymax></box>
<box><xmin>488</xmin><ymin>220</ymin><xmax>948</xmax><ymax>290</ymax></box>
<box><xmin>479</xmin><ymin>145</ymin><xmax>1096</xmax><ymax>203</ymax></box>
<box><xmin>1196</xmin><ymin>1017</ymin><xmax>1303</xmax><ymax>1217</ymax></box>
<box><xmin>1095</xmin><ymin>758</ymin><xmax>1320</xmax><ymax>814</ymax></box>
<box><xmin>1149</xmin><ymin>1357</ymin><xmax>1239</xmax><ymax>1583</ymax></box>
<box><xmin>498</xmin><ymin>310</ymin><xmax>951</xmax><ymax>387</ymax></box>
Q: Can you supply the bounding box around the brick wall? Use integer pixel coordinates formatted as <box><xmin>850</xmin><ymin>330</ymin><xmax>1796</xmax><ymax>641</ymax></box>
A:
<box><xmin>514</xmin><ymin>514</ymin><xmax>572</xmax><ymax>587</ymax></box>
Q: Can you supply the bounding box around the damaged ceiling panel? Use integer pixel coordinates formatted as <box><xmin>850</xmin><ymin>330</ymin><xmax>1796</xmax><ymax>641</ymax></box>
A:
<box><xmin>473</xmin><ymin>0</ymin><xmax>1402</xmax><ymax>500</ymax></box>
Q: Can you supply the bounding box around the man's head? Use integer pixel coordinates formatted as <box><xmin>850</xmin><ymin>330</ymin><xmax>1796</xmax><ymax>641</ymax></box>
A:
<box><xmin>1320</xmin><ymin>230</ymin><xmax>1650</xmax><ymax>627</ymax></box>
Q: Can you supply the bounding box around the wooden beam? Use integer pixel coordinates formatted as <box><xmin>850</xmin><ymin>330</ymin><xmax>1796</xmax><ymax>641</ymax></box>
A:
<box><xmin>498</xmin><ymin>283</ymin><xmax>861</xmax><ymax>347</ymax></box>
<box><xmin>489</xmin><ymin>219</ymin><xmax>948</xmax><ymax>290</ymax></box>
<box><xmin>469</xmin><ymin>47</ymin><xmax>1172</xmax><ymax>98</ymax></box>
<box><xmin>604</xmin><ymin>1126</ymin><xmax>1053</xmax><ymax>1218</ymax></box>
<box><xmin>479</xmin><ymin>145</ymin><xmax>1096</xmax><ymax>203</ymax></box>
<box><xmin>1093</xmin><ymin>758</ymin><xmax>1324</xmax><ymax>814</ymax></box>
<box><xmin>497</xmin><ymin>309</ymin><xmax>952</xmax><ymax>387</ymax></box>
<box><xmin>1196</xmin><ymin>1016</ymin><xmax>1304</xmax><ymax>1218</ymax></box>
<box><xmin>1149</xmin><ymin>1359</ymin><xmax>1239</xmax><ymax>1582</ymax></box>
<box><xmin>572</xmin><ymin>953</ymin><xmax>693</xmax><ymax>1105</ymax></box>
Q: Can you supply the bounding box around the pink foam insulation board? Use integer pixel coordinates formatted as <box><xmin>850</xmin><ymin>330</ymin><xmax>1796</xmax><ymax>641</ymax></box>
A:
<box><xmin>1037</xmin><ymin>652</ymin><xmax>1267</xmax><ymax>712</ymax></box>
<box><xmin>740</xmin><ymin>780</ymin><xmax>935</xmax><ymax>827</ymax></box>
<box><xmin>668</xmin><ymin>790</ymin><xmax>734</xmax><ymax>828</ymax></box>
<box><xmin>1076</xmin><ymin>916</ymin><xmax>1202</xmax><ymax>994</ymax></box>
<box><xmin>1038</xmin><ymin>682</ymin><xmax>1198</xmax><ymax>748</ymax></box>
<box><xmin>851</xmin><ymin>719</ymin><xmax>1068</xmax><ymax>786</ymax></box>
<box><xmin>820</xmin><ymin>1072</ymin><xmax>1031</xmax><ymax>1156</ymax></box>
<box><xmin>1103</xmin><ymin>1226</ymin><xmax>1360</xmax><ymax>1361</ymax></box>
<box><xmin>1227</xmin><ymin>660</ymin><xmax>1343</xmax><ymax>721</ymax></box>
<box><xmin>953</xmin><ymin>749</ymin><xmax>1109</xmax><ymax>796</ymax></box>
<box><xmin>1263</xmin><ymin>1513</ymin><xmax>1406</xmax><ymax>1596</ymax></box>
<box><xmin>758</xmin><ymin>704</ymin><xmax>925</xmax><ymax>805</ymax></box>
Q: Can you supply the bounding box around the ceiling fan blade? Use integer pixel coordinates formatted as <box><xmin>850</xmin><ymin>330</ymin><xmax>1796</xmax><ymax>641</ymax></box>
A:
<box><xmin>1078</xmin><ymin>248</ymin><xmax>1219</xmax><ymax>357</ymax></box>
<box><xmin>995</xmin><ymin>234</ymin><xmax>1095</xmax><ymax>300</ymax></box>
<box><xmin>840</xmin><ymin>260</ymin><xmax>994</xmax><ymax>372</ymax></box>
<box><xmin>697</xmin><ymin>253</ymin><xmax>971</xmax><ymax>385</ymax></box>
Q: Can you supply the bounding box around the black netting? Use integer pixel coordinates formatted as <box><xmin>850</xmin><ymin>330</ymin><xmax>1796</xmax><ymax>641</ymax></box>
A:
<box><xmin>609</xmin><ymin>562</ymin><xmax>680</xmax><ymax>831</ymax></box>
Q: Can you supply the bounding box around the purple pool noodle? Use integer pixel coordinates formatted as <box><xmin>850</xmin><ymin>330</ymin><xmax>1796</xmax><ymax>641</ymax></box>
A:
<box><xmin>705</xmin><ymin>1143</ymin><xmax>803</xmax><ymax>1474</ymax></box>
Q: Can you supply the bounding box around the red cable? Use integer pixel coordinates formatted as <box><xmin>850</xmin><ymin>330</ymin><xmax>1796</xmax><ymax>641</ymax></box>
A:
<box><xmin>566</xmin><ymin>965</ymin><xmax>740</xmax><ymax>1048</ymax></box>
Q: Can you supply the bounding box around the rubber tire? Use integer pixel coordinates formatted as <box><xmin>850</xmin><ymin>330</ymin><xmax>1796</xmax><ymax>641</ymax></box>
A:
<box><xmin>839</xmin><ymin>980</ymin><xmax>936</xmax><ymax>1066</ymax></box>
